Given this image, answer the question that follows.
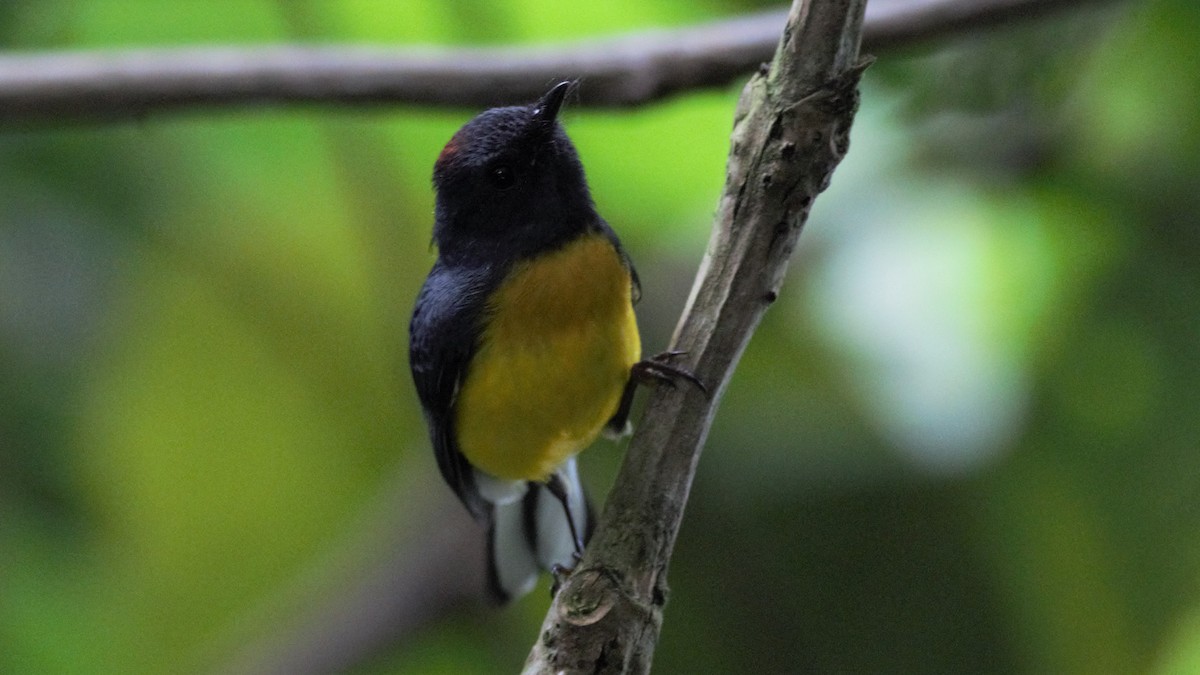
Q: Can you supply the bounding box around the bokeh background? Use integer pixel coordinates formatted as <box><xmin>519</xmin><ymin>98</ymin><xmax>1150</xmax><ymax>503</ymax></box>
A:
<box><xmin>3</xmin><ymin>0</ymin><xmax>1198</xmax><ymax>673</ymax></box>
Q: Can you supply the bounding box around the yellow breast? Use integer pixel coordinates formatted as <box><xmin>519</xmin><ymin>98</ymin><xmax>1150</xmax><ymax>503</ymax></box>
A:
<box><xmin>455</xmin><ymin>233</ymin><xmax>641</xmax><ymax>481</ymax></box>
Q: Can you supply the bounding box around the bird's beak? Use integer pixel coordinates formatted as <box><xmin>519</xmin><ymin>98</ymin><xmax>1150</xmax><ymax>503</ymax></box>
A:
<box><xmin>533</xmin><ymin>81</ymin><xmax>573</xmax><ymax>125</ymax></box>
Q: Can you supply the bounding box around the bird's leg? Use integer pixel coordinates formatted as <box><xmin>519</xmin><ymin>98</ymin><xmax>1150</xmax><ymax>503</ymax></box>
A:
<box><xmin>546</xmin><ymin>472</ymin><xmax>585</xmax><ymax>596</ymax></box>
<box><xmin>604</xmin><ymin>350</ymin><xmax>709</xmax><ymax>438</ymax></box>
<box><xmin>603</xmin><ymin>375</ymin><xmax>638</xmax><ymax>438</ymax></box>
<box><xmin>545</xmin><ymin>472</ymin><xmax>585</xmax><ymax>555</ymax></box>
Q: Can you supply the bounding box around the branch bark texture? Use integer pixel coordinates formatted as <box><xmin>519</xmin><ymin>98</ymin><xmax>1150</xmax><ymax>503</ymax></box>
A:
<box><xmin>0</xmin><ymin>0</ymin><xmax>1114</xmax><ymax>126</ymax></box>
<box><xmin>521</xmin><ymin>0</ymin><xmax>869</xmax><ymax>672</ymax></box>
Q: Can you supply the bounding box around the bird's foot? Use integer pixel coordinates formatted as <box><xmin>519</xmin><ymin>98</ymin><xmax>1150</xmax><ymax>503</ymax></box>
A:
<box><xmin>549</xmin><ymin>551</ymin><xmax>585</xmax><ymax>597</ymax></box>
<box><xmin>632</xmin><ymin>350</ymin><xmax>708</xmax><ymax>396</ymax></box>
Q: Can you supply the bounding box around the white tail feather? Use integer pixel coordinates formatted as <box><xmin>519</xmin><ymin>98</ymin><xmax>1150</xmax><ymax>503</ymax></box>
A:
<box><xmin>485</xmin><ymin>458</ymin><xmax>590</xmax><ymax>602</ymax></box>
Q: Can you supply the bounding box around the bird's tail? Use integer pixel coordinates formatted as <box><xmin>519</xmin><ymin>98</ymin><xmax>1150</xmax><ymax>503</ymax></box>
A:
<box><xmin>485</xmin><ymin>458</ymin><xmax>593</xmax><ymax>604</ymax></box>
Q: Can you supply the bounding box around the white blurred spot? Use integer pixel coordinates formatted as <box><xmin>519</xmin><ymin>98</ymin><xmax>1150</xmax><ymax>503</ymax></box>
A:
<box><xmin>810</xmin><ymin>186</ymin><xmax>1032</xmax><ymax>475</ymax></box>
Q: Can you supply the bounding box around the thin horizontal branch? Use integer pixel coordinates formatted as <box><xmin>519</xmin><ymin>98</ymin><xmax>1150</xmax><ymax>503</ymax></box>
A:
<box><xmin>0</xmin><ymin>0</ymin><xmax>1118</xmax><ymax>126</ymax></box>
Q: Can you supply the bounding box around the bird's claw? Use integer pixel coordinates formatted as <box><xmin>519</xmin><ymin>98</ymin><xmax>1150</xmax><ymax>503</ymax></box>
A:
<box><xmin>549</xmin><ymin>551</ymin><xmax>584</xmax><ymax>597</ymax></box>
<box><xmin>632</xmin><ymin>352</ymin><xmax>708</xmax><ymax>397</ymax></box>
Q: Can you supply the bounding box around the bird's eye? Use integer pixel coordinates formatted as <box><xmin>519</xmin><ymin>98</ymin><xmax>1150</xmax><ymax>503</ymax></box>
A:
<box><xmin>489</xmin><ymin>165</ymin><xmax>516</xmax><ymax>190</ymax></box>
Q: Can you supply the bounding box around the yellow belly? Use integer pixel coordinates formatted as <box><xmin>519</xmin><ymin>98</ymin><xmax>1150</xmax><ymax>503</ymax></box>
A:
<box><xmin>455</xmin><ymin>233</ymin><xmax>641</xmax><ymax>481</ymax></box>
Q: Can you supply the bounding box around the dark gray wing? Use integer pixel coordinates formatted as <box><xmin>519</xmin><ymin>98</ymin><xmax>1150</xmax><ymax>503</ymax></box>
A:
<box><xmin>409</xmin><ymin>261</ymin><xmax>495</xmax><ymax>522</ymax></box>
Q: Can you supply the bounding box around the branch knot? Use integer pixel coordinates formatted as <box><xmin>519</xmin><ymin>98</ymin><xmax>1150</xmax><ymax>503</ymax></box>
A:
<box><xmin>557</xmin><ymin>567</ymin><xmax>624</xmax><ymax>627</ymax></box>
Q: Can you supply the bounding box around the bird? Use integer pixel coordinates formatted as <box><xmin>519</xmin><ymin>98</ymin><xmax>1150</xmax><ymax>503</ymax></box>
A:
<box><xmin>408</xmin><ymin>81</ymin><xmax>652</xmax><ymax>603</ymax></box>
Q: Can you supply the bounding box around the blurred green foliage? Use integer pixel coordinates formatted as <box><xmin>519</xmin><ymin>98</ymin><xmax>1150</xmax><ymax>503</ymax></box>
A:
<box><xmin>2</xmin><ymin>1</ymin><xmax>1198</xmax><ymax>673</ymax></box>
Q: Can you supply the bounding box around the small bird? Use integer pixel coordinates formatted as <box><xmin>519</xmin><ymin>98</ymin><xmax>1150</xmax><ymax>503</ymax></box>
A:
<box><xmin>409</xmin><ymin>81</ymin><xmax>648</xmax><ymax>602</ymax></box>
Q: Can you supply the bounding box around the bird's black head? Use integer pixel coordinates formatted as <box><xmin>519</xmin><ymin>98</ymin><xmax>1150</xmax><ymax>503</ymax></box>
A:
<box><xmin>431</xmin><ymin>81</ymin><xmax>597</xmax><ymax>262</ymax></box>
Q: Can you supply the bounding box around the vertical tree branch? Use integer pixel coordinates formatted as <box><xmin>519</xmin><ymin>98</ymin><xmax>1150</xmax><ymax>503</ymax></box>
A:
<box><xmin>522</xmin><ymin>0</ymin><xmax>869</xmax><ymax>672</ymax></box>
